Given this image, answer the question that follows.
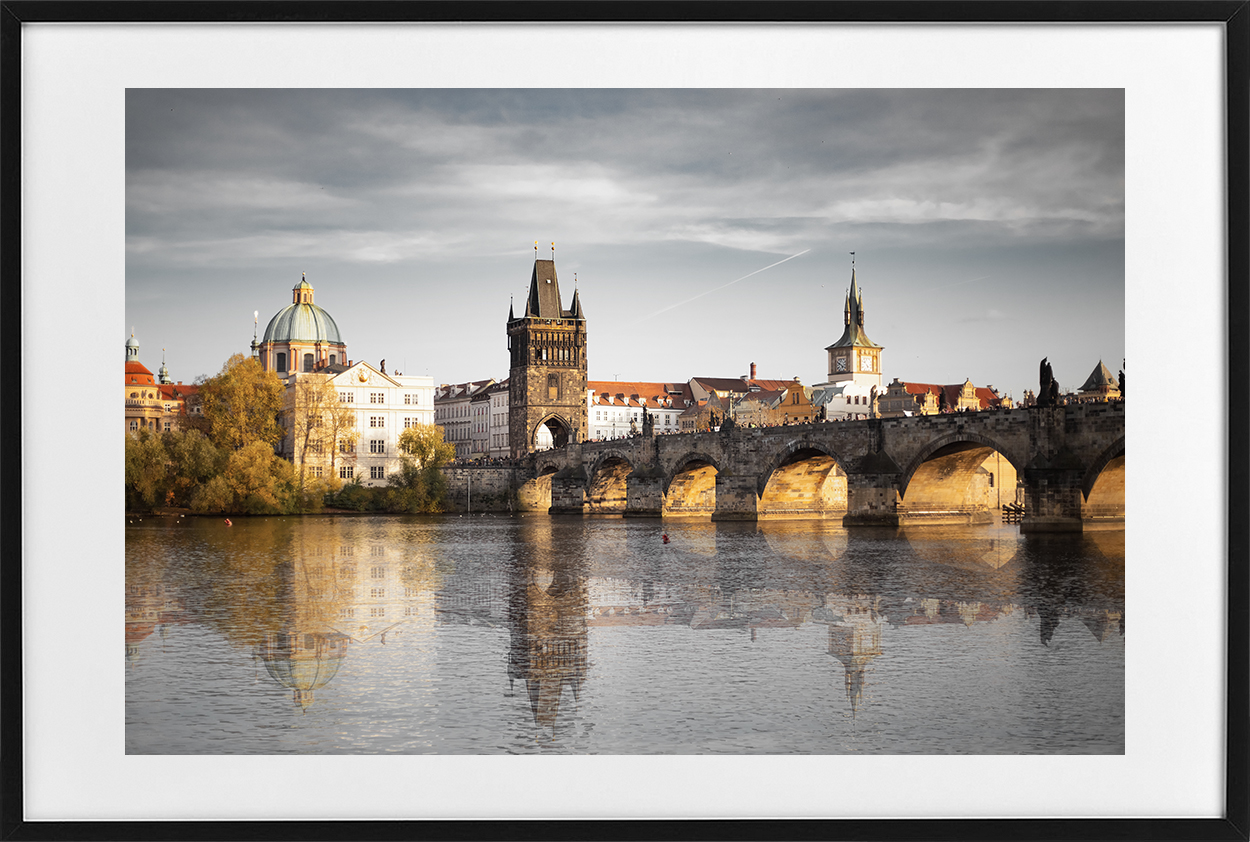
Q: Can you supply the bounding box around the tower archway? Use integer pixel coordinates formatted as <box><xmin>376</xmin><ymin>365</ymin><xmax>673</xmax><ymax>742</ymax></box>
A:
<box><xmin>533</xmin><ymin>415</ymin><xmax>572</xmax><ymax>451</ymax></box>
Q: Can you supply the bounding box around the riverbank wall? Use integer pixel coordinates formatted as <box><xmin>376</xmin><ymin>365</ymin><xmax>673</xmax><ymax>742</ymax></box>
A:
<box><xmin>441</xmin><ymin>466</ymin><xmax>535</xmax><ymax>513</ymax></box>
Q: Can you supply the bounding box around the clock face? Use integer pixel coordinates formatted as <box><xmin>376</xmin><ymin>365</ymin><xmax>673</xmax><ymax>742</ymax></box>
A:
<box><xmin>835</xmin><ymin>356</ymin><xmax>847</xmax><ymax>373</ymax></box>
<box><xmin>860</xmin><ymin>354</ymin><xmax>873</xmax><ymax>372</ymax></box>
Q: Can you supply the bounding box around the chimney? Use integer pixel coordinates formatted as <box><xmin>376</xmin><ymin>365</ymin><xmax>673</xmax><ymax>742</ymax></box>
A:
<box><xmin>750</xmin><ymin>362</ymin><xmax>757</xmax><ymax>380</ymax></box>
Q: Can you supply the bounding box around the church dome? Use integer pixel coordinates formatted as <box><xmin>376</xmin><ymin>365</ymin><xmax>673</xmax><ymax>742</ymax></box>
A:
<box><xmin>261</xmin><ymin>275</ymin><xmax>344</xmax><ymax>345</ymax></box>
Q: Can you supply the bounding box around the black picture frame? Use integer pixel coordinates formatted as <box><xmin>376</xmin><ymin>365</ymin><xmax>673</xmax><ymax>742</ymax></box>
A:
<box><xmin>2</xmin><ymin>3</ymin><xmax>1246</xmax><ymax>840</ymax></box>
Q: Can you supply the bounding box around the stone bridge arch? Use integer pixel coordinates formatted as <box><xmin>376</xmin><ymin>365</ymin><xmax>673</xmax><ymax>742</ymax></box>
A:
<box><xmin>663</xmin><ymin>451</ymin><xmax>721</xmax><ymax>516</ymax></box>
<box><xmin>1080</xmin><ymin>436</ymin><xmax>1125</xmax><ymax>524</ymax></box>
<box><xmin>754</xmin><ymin>438</ymin><xmax>849</xmax><ymax>519</ymax></box>
<box><xmin>897</xmin><ymin>431</ymin><xmax>1024</xmax><ymax>524</ymax></box>
<box><xmin>518</xmin><ymin>459</ymin><xmax>564</xmax><ymax>512</ymax></box>
<box><xmin>585</xmin><ymin>449</ymin><xmax>638</xmax><ymax>515</ymax></box>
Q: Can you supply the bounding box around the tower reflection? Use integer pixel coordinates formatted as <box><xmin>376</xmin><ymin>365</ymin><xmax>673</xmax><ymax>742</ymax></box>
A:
<box><xmin>507</xmin><ymin>535</ymin><xmax>589</xmax><ymax>736</ymax></box>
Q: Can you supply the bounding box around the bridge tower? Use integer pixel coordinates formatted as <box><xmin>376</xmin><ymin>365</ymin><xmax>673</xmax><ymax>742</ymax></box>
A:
<box><xmin>507</xmin><ymin>251</ymin><xmax>588</xmax><ymax>456</ymax></box>
<box><xmin>820</xmin><ymin>263</ymin><xmax>884</xmax><ymax>393</ymax></box>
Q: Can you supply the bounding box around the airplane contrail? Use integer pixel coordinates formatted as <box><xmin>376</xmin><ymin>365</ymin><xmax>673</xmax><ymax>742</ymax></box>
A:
<box><xmin>930</xmin><ymin>275</ymin><xmax>990</xmax><ymax>291</ymax></box>
<box><xmin>646</xmin><ymin>249</ymin><xmax>811</xmax><ymax>318</ymax></box>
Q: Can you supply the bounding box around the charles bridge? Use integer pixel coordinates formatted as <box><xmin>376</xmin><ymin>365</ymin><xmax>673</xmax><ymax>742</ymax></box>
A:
<box><xmin>445</xmin><ymin>402</ymin><xmax>1124</xmax><ymax>532</ymax></box>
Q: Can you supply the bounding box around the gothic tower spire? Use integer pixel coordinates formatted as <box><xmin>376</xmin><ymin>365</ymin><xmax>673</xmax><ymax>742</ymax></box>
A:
<box><xmin>507</xmin><ymin>247</ymin><xmax>589</xmax><ymax>456</ymax></box>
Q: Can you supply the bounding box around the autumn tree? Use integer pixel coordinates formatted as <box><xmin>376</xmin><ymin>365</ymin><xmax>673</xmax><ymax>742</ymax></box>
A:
<box><xmin>162</xmin><ymin>428</ymin><xmax>225</xmax><ymax>508</ymax></box>
<box><xmin>320</xmin><ymin>382</ymin><xmax>358</xmax><ymax>472</ymax></box>
<box><xmin>286</xmin><ymin>375</ymin><xmax>338</xmax><ymax>488</ymax></box>
<box><xmin>125</xmin><ymin>429</ymin><xmax>169</xmax><ymax>511</ymax></box>
<box><xmin>199</xmin><ymin>354</ymin><xmax>285</xmax><ymax>451</ymax></box>
<box><xmin>386</xmin><ymin>423</ymin><xmax>456</xmax><ymax>512</ymax></box>
<box><xmin>223</xmin><ymin>441</ymin><xmax>298</xmax><ymax>514</ymax></box>
<box><xmin>398</xmin><ymin>423</ymin><xmax>455</xmax><ymax>469</ymax></box>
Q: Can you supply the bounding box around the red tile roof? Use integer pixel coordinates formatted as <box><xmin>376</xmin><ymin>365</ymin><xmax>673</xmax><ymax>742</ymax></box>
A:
<box><xmin>901</xmin><ymin>381</ymin><xmax>1005</xmax><ymax>410</ymax></box>
<box><xmin>588</xmin><ymin>380</ymin><xmax>689</xmax><ymax>409</ymax></box>
<box><xmin>125</xmin><ymin>362</ymin><xmax>155</xmax><ymax>385</ymax></box>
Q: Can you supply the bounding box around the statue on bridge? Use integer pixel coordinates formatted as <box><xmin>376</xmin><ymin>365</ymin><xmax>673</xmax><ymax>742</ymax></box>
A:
<box><xmin>1038</xmin><ymin>357</ymin><xmax>1060</xmax><ymax>407</ymax></box>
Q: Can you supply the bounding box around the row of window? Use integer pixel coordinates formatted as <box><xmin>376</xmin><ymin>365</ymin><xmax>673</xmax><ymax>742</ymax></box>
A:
<box><xmin>339</xmin><ymin>606</ymin><xmax>420</xmax><ymax>619</ymax></box>
<box><xmin>338</xmin><ymin>391</ymin><xmax>426</xmax><ymax>405</ymax></box>
<box><xmin>339</xmin><ymin>465</ymin><xmax>387</xmax><ymax>480</ymax></box>
<box><xmin>128</xmin><ymin>420</ymin><xmax>174</xmax><ymax>432</ymax></box>
<box><xmin>593</xmin><ymin>410</ymin><xmax>674</xmax><ymax>425</ymax></box>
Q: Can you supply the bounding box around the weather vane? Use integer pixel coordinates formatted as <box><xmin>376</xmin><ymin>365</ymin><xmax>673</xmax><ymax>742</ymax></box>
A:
<box><xmin>850</xmin><ymin>251</ymin><xmax>856</xmax><ymax>267</ymax></box>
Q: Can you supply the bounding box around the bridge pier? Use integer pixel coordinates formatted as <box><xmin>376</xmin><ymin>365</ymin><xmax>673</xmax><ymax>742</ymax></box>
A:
<box><xmin>549</xmin><ymin>471</ymin><xmax>588</xmax><ymax>515</ymax></box>
<box><xmin>1020</xmin><ymin>467</ymin><xmax>1086</xmax><ymax>532</ymax></box>
<box><xmin>624</xmin><ymin>472</ymin><xmax>665</xmax><ymax>518</ymax></box>
<box><xmin>711</xmin><ymin>474</ymin><xmax>761</xmax><ymax>521</ymax></box>
<box><xmin>843</xmin><ymin>472</ymin><xmax>901</xmax><ymax>527</ymax></box>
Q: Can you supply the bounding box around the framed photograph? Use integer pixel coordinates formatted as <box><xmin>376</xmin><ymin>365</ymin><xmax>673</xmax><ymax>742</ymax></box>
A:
<box><xmin>3</xmin><ymin>3</ymin><xmax>1246</xmax><ymax>839</ymax></box>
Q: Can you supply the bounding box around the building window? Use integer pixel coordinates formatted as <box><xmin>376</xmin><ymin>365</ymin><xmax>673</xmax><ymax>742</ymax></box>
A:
<box><xmin>371</xmin><ymin>392</ymin><xmax>384</xmax><ymax>404</ymax></box>
<box><xmin>370</xmin><ymin>440</ymin><xmax>385</xmax><ymax>454</ymax></box>
<box><xmin>329</xmin><ymin>355</ymin><xmax>336</xmax><ymax>366</ymax></box>
<box><xmin>371</xmin><ymin>566</ymin><xmax>385</xmax><ymax>578</ymax></box>
<box><xmin>370</xmin><ymin>416</ymin><xmax>384</xmax><ymax>428</ymax></box>
<box><xmin>340</xmin><ymin>466</ymin><xmax>354</xmax><ymax>479</ymax></box>
<box><xmin>370</xmin><ymin>465</ymin><xmax>385</xmax><ymax>479</ymax></box>
<box><xmin>370</xmin><ymin>587</ymin><xmax>385</xmax><ymax>598</ymax></box>
<box><xmin>309</xmin><ymin>466</ymin><xmax>323</xmax><ymax>478</ymax></box>
<box><xmin>163</xmin><ymin>421</ymin><xmax>172</xmax><ymax>432</ymax></box>
<box><xmin>404</xmin><ymin>394</ymin><xmax>415</xmax><ymax>405</ymax></box>
<box><xmin>404</xmin><ymin>417</ymin><xmax>417</xmax><ymax>428</ymax></box>
<box><xmin>339</xmin><ymin>439</ymin><xmax>354</xmax><ymax>453</ymax></box>
<box><xmin>303</xmin><ymin>353</ymin><xmax>314</xmax><ymax>372</ymax></box>
<box><xmin>548</xmin><ymin>374</ymin><xmax>559</xmax><ymax>399</ymax></box>
<box><xmin>339</xmin><ymin>607</ymin><xmax>354</xmax><ymax>619</ymax></box>
<box><xmin>339</xmin><ymin>391</ymin><xmax>354</xmax><ymax>403</ymax></box>
<box><xmin>129</xmin><ymin>420</ymin><xmax>138</xmax><ymax>431</ymax></box>
<box><xmin>370</xmin><ymin>607</ymin><xmax>385</xmax><ymax>617</ymax></box>
<box><xmin>276</xmin><ymin>352</ymin><xmax>287</xmax><ymax>372</ymax></box>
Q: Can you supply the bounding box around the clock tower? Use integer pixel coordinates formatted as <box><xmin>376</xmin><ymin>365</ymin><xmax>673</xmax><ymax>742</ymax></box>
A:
<box><xmin>822</xmin><ymin>261</ymin><xmax>883</xmax><ymax>392</ymax></box>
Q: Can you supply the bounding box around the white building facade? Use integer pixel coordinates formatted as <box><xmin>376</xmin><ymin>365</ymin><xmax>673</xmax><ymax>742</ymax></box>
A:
<box><xmin>279</xmin><ymin>362</ymin><xmax>435</xmax><ymax>487</ymax></box>
<box><xmin>587</xmin><ymin>381</ymin><xmax>687</xmax><ymax>441</ymax></box>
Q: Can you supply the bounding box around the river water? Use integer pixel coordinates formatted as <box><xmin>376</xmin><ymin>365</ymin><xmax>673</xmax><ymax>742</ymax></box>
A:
<box><xmin>125</xmin><ymin>514</ymin><xmax>1123</xmax><ymax>754</ymax></box>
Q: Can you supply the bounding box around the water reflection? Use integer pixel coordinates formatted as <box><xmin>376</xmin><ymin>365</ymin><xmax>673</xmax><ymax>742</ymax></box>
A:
<box><xmin>126</xmin><ymin>516</ymin><xmax>1124</xmax><ymax>753</ymax></box>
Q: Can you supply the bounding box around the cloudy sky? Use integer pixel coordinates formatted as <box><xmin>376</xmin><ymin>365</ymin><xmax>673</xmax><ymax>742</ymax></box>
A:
<box><xmin>125</xmin><ymin>88</ymin><xmax>1124</xmax><ymax>399</ymax></box>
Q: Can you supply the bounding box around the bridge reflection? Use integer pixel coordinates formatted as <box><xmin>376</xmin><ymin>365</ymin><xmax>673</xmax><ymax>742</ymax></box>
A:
<box><xmin>126</xmin><ymin>517</ymin><xmax>1123</xmax><ymax>728</ymax></box>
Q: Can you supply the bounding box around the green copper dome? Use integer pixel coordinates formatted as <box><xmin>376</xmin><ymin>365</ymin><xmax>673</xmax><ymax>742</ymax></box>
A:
<box><xmin>262</xmin><ymin>302</ymin><xmax>344</xmax><ymax>344</ymax></box>
<box><xmin>262</xmin><ymin>276</ymin><xmax>343</xmax><ymax>345</ymax></box>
